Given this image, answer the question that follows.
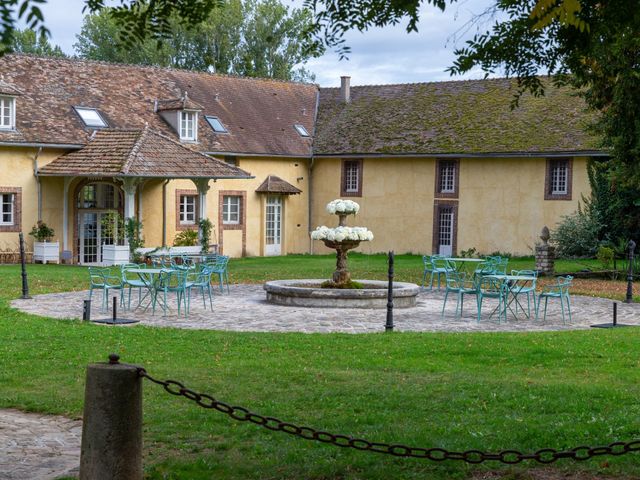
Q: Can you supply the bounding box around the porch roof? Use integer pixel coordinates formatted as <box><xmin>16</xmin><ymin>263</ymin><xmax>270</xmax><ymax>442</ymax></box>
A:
<box><xmin>37</xmin><ymin>127</ymin><xmax>253</xmax><ymax>179</ymax></box>
<box><xmin>255</xmin><ymin>175</ymin><xmax>301</xmax><ymax>195</ymax></box>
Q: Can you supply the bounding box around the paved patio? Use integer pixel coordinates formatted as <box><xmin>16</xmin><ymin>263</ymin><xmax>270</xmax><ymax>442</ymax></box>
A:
<box><xmin>11</xmin><ymin>284</ymin><xmax>640</xmax><ymax>332</ymax></box>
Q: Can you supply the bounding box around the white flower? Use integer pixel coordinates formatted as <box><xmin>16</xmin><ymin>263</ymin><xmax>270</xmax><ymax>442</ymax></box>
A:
<box><xmin>326</xmin><ymin>199</ymin><xmax>360</xmax><ymax>215</ymax></box>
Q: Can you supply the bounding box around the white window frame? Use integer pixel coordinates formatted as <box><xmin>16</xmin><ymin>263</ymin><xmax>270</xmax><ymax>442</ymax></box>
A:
<box><xmin>179</xmin><ymin>195</ymin><xmax>197</xmax><ymax>225</ymax></box>
<box><xmin>439</xmin><ymin>161</ymin><xmax>456</xmax><ymax>193</ymax></box>
<box><xmin>551</xmin><ymin>162</ymin><xmax>568</xmax><ymax>195</ymax></box>
<box><xmin>205</xmin><ymin>115</ymin><xmax>228</xmax><ymax>133</ymax></box>
<box><xmin>180</xmin><ymin>110</ymin><xmax>198</xmax><ymax>141</ymax></box>
<box><xmin>74</xmin><ymin>106</ymin><xmax>108</xmax><ymax>128</ymax></box>
<box><xmin>222</xmin><ymin>195</ymin><xmax>241</xmax><ymax>225</ymax></box>
<box><xmin>344</xmin><ymin>161</ymin><xmax>360</xmax><ymax>193</ymax></box>
<box><xmin>294</xmin><ymin>124</ymin><xmax>309</xmax><ymax>137</ymax></box>
<box><xmin>0</xmin><ymin>96</ymin><xmax>15</xmax><ymax>130</ymax></box>
<box><xmin>0</xmin><ymin>193</ymin><xmax>15</xmax><ymax>225</ymax></box>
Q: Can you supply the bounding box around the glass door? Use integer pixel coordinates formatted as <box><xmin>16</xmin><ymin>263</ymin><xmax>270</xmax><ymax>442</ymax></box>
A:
<box><xmin>438</xmin><ymin>206</ymin><xmax>453</xmax><ymax>257</ymax></box>
<box><xmin>265</xmin><ymin>196</ymin><xmax>282</xmax><ymax>256</ymax></box>
<box><xmin>79</xmin><ymin>213</ymin><xmax>99</xmax><ymax>264</ymax></box>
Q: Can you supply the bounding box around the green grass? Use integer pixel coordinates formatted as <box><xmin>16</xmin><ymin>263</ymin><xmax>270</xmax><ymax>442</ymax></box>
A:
<box><xmin>1</xmin><ymin>258</ymin><xmax>639</xmax><ymax>479</ymax></box>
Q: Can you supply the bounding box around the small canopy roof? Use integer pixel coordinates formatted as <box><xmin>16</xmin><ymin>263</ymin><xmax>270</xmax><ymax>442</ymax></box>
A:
<box><xmin>38</xmin><ymin>127</ymin><xmax>252</xmax><ymax>179</ymax></box>
<box><xmin>255</xmin><ymin>175</ymin><xmax>301</xmax><ymax>195</ymax></box>
<box><xmin>156</xmin><ymin>92</ymin><xmax>204</xmax><ymax>112</ymax></box>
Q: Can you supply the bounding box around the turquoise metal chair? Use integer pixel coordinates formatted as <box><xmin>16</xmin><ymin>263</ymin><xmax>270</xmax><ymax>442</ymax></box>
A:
<box><xmin>510</xmin><ymin>269</ymin><xmax>538</xmax><ymax>317</ymax></box>
<box><xmin>441</xmin><ymin>270</ymin><xmax>477</xmax><ymax>318</ymax></box>
<box><xmin>536</xmin><ymin>275</ymin><xmax>573</xmax><ymax>324</ymax></box>
<box><xmin>494</xmin><ymin>258</ymin><xmax>509</xmax><ymax>274</ymax></box>
<box><xmin>186</xmin><ymin>266</ymin><xmax>214</xmax><ymax>311</ymax></box>
<box><xmin>121</xmin><ymin>263</ymin><xmax>147</xmax><ymax>310</ymax></box>
<box><xmin>476</xmin><ymin>276</ymin><xmax>508</xmax><ymax>323</ymax></box>
<box><xmin>208</xmin><ymin>255</ymin><xmax>230</xmax><ymax>293</ymax></box>
<box><xmin>421</xmin><ymin>254</ymin><xmax>451</xmax><ymax>290</ymax></box>
<box><xmin>88</xmin><ymin>266</ymin><xmax>124</xmax><ymax>312</ymax></box>
<box><xmin>153</xmin><ymin>269</ymin><xmax>189</xmax><ymax>317</ymax></box>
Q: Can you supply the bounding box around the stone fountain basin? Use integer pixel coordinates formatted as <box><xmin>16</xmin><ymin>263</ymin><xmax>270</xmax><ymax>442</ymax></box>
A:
<box><xmin>264</xmin><ymin>279</ymin><xmax>420</xmax><ymax>309</ymax></box>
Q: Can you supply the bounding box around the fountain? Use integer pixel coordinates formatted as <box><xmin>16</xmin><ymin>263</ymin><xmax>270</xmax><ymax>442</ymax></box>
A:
<box><xmin>264</xmin><ymin>200</ymin><xmax>419</xmax><ymax>308</ymax></box>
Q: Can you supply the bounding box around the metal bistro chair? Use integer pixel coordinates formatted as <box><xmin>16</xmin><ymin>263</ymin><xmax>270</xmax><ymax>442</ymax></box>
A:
<box><xmin>441</xmin><ymin>270</ymin><xmax>477</xmax><ymax>318</ymax></box>
<box><xmin>153</xmin><ymin>269</ymin><xmax>189</xmax><ymax>317</ymax></box>
<box><xmin>208</xmin><ymin>255</ymin><xmax>230</xmax><ymax>293</ymax></box>
<box><xmin>121</xmin><ymin>263</ymin><xmax>148</xmax><ymax>310</ymax></box>
<box><xmin>536</xmin><ymin>275</ymin><xmax>573</xmax><ymax>324</ymax></box>
<box><xmin>510</xmin><ymin>269</ymin><xmax>538</xmax><ymax>318</ymax></box>
<box><xmin>88</xmin><ymin>266</ymin><xmax>124</xmax><ymax>312</ymax></box>
<box><xmin>421</xmin><ymin>254</ymin><xmax>451</xmax><ymax>290</ymax></box>
<box><xmin>186</xmin><ymin>266</ymin><xmax>214</xmax><ymax>311</ymax></box>
<box><xmin>476</xmin><ymin>275</ymin><xmax>508</xmax><ymax>323</ymax></box>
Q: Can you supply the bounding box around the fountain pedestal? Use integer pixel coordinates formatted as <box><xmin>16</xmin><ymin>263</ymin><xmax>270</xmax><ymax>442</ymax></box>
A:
<box><xmin>323</xmin><ymin>239</ymin><xmax>360</xmax><ymax>285</ymax></box>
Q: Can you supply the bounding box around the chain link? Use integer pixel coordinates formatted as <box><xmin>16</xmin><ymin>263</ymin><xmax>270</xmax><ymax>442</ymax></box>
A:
<box><xmin>138</xmin><ymin>367</ymin><xmax>640</xmax><ymax>465</ymax></box>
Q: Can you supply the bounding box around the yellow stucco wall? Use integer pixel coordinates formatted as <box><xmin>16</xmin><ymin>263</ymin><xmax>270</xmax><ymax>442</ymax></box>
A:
<box><xmin>311</xmin><ymin>156</ymin><xmax>590</xmax><ymax>256</ymax></box>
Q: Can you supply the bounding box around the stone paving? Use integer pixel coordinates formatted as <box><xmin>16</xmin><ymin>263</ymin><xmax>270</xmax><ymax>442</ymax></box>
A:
<box><xmin>0</xmin><ymin>409</ymin><xmax>81</xmax><ymax>480</ymax></box>
<box><xmin>5</xmin><ymin>284</ymin><xmax>640</xmax><ymax>479</ymax></box>
<box><xmin>10</xmin><ymin>284</ymin><xmax>640</xmax><ymax>332</ymax></box>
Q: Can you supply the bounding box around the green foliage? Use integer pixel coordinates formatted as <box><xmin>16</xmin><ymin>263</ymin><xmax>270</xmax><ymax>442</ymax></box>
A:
<box><xmin>173</xmin><ymin>229</ymin><xmax>198</xmax><ymax>246</ymax></box>
<box><xmin>552</xmin><ymin>206</ymin><xmax>601</xmax><ymax>258</ymax></box>
<box><xmin>459</xmin><ymin>247</ymin><xmax>477</xmax><ymax>258</ymax></box>
<box><xmin>74</xmin><ymin>0</ymin><xmax>319</xmax><ymax>81</ymax></box>
<box><xmin>596</xmin><ymin>245</ymin><xmax>614</xmax><ymax>269</ymax></box>
<box><xmin>320</xmin><ymin>279</ymin><xmax>364</xmax><ymax>289</ymax></box>
<box><xmin>125</xmin><ymin>218</ymin><xmax>144</xmax><ymax>262</ymax></box>
<box><xmin>28</xmin><ymin>221</ymin><xmax>54</xmax><ymax>242</ymax></box>
<box><xmin>198</xmin><ymin>218</ymin><xmax>214</xmax><ymax>254</ymax></box>
<box><xmin>100</xmin><ymin>212</ymin><xmax>125</xmax><ymax>245</ymax></box>
<box><xmin>10</xmin><ymin>28</ymin><xmax>66</xmax><ymax>57</ymax></box>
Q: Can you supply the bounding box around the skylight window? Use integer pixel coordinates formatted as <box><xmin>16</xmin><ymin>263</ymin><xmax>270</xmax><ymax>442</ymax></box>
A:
<box><xmin>294</xmin><ymin>124</ymin><xmax>309</xmax><ymax>137</ymax></box>
<box><xmin>74</xmin><ymin>107</ymin><xmax>108</xmax><ymax>128</ymax></box>
<box><xmin>205</xmin><ymin>115</ymin><xmax>227</xmax><ymax>133</ymax></box>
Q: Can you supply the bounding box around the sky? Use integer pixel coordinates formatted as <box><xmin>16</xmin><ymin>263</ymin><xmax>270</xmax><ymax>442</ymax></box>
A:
<box><xmin>27</xmin><ymin>0</ymin><xmax>498</xmax><ymax>87</ymax></box>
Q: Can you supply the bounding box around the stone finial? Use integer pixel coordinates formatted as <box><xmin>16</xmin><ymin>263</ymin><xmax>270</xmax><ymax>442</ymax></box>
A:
<box><xmin>540</xmin><ymin>226</ymin><xmax>550</xmax><ymax>244</ymax></box>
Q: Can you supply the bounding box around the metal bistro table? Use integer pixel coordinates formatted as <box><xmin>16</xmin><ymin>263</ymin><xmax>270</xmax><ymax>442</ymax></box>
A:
<box><xmin>485</xmin><ymin>274</ymin><xmax>537</xmax><ymax>319</ymax></box>
<box><xmin>126</xmin><ymin>268</ymin><xmax>171</xmax><ymax>315</ymax></box>
<box><xmin>445</xmin><ymin>258</ymin><xmax>485</xmax><ymax>276</ymax></box>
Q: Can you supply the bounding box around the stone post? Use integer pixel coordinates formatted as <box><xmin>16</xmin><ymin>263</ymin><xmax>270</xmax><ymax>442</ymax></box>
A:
<box><xmin>79</xmin><ymin>354</ymin><xmax>143</xmax><ymax>480</ymax></box>
<box><xmin>535</xmin><ymin>226</ymin><xmax>555</xmax><ymax>275</ymax></box>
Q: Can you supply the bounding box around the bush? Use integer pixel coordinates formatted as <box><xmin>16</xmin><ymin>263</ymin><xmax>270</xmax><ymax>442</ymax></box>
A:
<box><xmin>597</xmin><ymin>246</ymin><xmax>614</xmax><ymax>269</ymax></box>
<box><xmin>173</xmin><ymin>229</ymin><xmax>198</xmax><ymax>246</ymax></box>
<box><xmin>552</xmin><ymin>208</ymin><xmax>602</xmax><ymax>258</ymax></box>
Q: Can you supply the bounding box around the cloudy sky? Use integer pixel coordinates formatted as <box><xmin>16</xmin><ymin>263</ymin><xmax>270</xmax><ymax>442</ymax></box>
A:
<box><xmin>29</xmin><ymin>0</ymin><xmax>498</xmax><ymax>87</ymax></box>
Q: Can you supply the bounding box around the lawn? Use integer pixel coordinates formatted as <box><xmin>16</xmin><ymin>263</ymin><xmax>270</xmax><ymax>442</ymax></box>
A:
<box><xmin>0</xmin><ymin>256</ymin><xmax>639</xmax><ymax>479</ymax></box>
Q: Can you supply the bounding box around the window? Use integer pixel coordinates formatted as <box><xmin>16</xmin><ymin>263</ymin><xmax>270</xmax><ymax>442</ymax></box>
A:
<box><xmin>545</xmin><ymin>158</ymin><xmax>572</xmax><ymax>200</ymax></box>
<box><xmin>222</xmin><ymin>195</ymin><xmax>241</xmax><ymax>224</ymax></box>
<box><xmin>0</xmin><ymin>96</ymin><xmax>15</xmax><ymax>130</ymax></box>
<box><xmin>205</xmin><ymin>115</ymin><xmax>227</xmax><ymax>133</ymax></box>
<box><xmin>294</xmin><ymin>124</ymin><xmax>309</xmax><ymax>137</ymax></box>
<box><xmin>179</xmin><ymin>195</ymin><xmax>197</xmax><ymax>224</ymax></box>
<box><xmin>435</xmin><ymin>158</ymin><xmax>459</xmax><ymax>198</ymax></box>
<box><xmin>0</xmin><ymin>193</ymin><xmax>14</xmax><ymax>225</ymax></box>
<box><xmin>341</xmin><ymin>159</ymin><xmax>363</xmax><ymax>197</ymax></box>
<box><xmin>224</xmin><ymin>156</ymin><xmax>238</xmax><ymax>166</ymax></box>
<box><xmin>180</xmin><ymin>111</ymin><xmax>197</xmax><ymax>141</ymax></box>
<box><xmin>74</xmin><ymin>107</ymin><xmax>108</xmax><ymax>127</ymax></box>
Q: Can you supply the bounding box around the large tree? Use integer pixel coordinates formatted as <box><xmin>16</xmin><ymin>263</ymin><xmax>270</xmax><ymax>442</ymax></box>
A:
<box><xmin>74</xmin><ymin>0</ymin><xmax>317</xmax><ymax>81</ymax></box>
<box><xmin>10</xmin><ymin>28</ymin><xmax>65</xmax><ymax>57</ymax></box>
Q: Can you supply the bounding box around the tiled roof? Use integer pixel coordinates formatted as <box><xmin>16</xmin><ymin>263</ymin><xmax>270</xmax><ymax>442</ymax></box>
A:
<box><xmin>255</xmin><ymin>175</ymin><xmax>302</xmax><ymax>194</ymax></box>
<box><xmin>1</xmin><ymin>54</ymin><xmax>316</xmax><ymax>156</ymax></box>
<box><xmin>38</xmin><ymin>127</ymin><xmax>253</xmax><ymax>178</ymax></box>
<box><xmin>314</xmin><ymin>78</ymin><xmax>601</xmax><ymax>155</ymax></box>
<box><xmin>0</xmin><ymin>79</ymin><xmax>22</xmax><ymax>96</ymax></box>
<box><xmin>156</xmin><ymin>94</ymin><xmax>204</xmax><ymax>111</ymax></box>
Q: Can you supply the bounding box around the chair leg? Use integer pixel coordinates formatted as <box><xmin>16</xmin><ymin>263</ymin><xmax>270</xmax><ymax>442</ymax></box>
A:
<box><xmin>543</xmin><ymin>297</ymin><xmax>549</xmax><ymax>322</ymax></box>
<box><xmin>560</xmin><ymin>296</ymin><xmax>566</xmax><ymax>325</ymax></box>
<box><xmin>421</xmin><ymin>271</ymin><xmax>427</xmax><ymax>290</ymax></box>
<box><xmin>208</xmin><ymin>285</ymin><xmax>213</xmax><ymax>310</ymax></box>
<box><xmin>566</xmin><ymin>295</ymin><xmax>572</xmax><ymax>323</ymax></box>
<box><xmin>441</xmin><ymin>290</ymin><xmax>449</xmax><ymax>317</ymax></box>
<box><xmin>476</xmin><ymin>296</ymin><xmax>482</xmax><ymax>323</ymax></box>
<box><xmin>225</xmin><ymin>272</ymin><xmax>230</xmax><ymax>294</ymax></box>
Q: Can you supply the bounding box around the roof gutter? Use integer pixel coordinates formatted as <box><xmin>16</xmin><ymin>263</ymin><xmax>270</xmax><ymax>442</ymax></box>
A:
<box><xmin>204</xmin><ymin>151</ymin><xmax>311</xmax><ymax>159</ymax></box>
<box><xmin>37</xmin><ymin>173</ymin><xmax>255</xmax><ymax>180</ymax></box>
<box><xmin>0</xmin><ymin>141</ymin><xmax>84</xmax><ymax>150</ymax></box>
<box><xmin>313</xmin><ymin>150</ymin><xmax>609</xmax><ymax>159</ymax></box>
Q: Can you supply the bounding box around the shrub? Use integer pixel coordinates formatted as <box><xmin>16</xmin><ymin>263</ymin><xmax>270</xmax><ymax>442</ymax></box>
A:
<box><xmin>597</xmin><ymin>246</ymin><xmax>614</xmax><ymax>269</ymax></box>
<box><xmin>460</xmin><ymin>247</ymin><xmax>477</xmax><ymax>258</ymax></box>
<box><xmin>552</xmin><ymin>208</ymin><xmax>602</xmax><ymax>258</ymax></box>
<box><xmin>173</xmin><ymin>229</ymin><xmax>198</xmax><ymax>246</ymax></box>
<box><xmin>28</xmin><ymin>221</ymin><xmax>55</xmax><ymax>242</ymax></box>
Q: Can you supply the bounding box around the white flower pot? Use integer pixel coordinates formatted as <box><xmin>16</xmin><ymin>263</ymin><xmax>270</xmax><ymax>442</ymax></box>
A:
<box><xmin>102</xmin><ymin>244</ymin><xmax>130</xmax><ymax>266</ymax></box>
<box><xmin>33</xmin><ymin>241</ymin><xmax>60</xmax><ymax>264</ymax></box>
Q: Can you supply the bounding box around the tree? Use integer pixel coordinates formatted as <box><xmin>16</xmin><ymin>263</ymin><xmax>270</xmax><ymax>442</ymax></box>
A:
<box><xmin>10</xmin><ymin>28</ymin><xmax>66</xmax><ymax>57</ymax></box>
<box><xmin>74</xmin><ymin>0</ymin><xmax>318</xmax><ymax>81</ymax></box>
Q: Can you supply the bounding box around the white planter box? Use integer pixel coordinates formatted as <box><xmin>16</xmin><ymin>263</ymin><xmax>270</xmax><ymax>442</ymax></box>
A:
<box><xmin>102</xmin><ymin>244</ymin><xmax>130</xmax><ymax>266</ymax></box>
<box><xmin>33</xmin><ymin>241</ymin><xmax>60</xmax><ymax>264</ymax></box>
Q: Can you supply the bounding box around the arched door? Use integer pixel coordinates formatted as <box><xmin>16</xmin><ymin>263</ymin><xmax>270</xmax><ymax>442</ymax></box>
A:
<box><xmin>77</xmin><ymin>182</ymin><xmax>123</xmax><ymax>264</ymax></box>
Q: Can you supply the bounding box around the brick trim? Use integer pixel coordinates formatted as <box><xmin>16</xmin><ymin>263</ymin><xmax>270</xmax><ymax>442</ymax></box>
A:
<box><xmin>544</xmin><ymin>157</ymin><xmax>573</xmax><ymax>200</ymax></box>
<box><xmin>0</xmin><ymin>186</ymin><xmax>22</xmax><ymax>233</ymax></box>
<box><xmin>340</xmin><ymin>158</ymin><xmax>363</xmax><ymax>197</ymax></box>
<box><xmin>432</xmin><ymin>200</ymin><xmax>458</xmax><ymax>255</ymax></box>
<box><xmin>434</xmin><ymin>158</ymin><xmax>459</xmax><ymax>199</ymax></box>
<box><xmin>218</xmin><ymin>190</ymin><xmax>246</xmax><ymax>257</ymax></box>
<box><xmin>175</xmin><ymin>189</ymin><xmax>199</xmax><ymax>231</ymax></box>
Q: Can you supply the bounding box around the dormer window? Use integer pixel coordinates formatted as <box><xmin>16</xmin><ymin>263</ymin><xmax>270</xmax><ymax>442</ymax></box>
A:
<box><xmin>180</xmin><ymin>111</ymin><xmax>197</xmax><ymax>141</ymax></box>
<box><xmin>294</xmin><ymin>124</ymin><xmax>309</xmax><ymax>137</ymax></box>
<box><xmin>0</xmin><ymin>96</ymin><xmax>15</xmax><ymax>130</ymax></box>
<box><xmin>205</xmin><ymin>115</ymin><xmax>227</xmax><ymax>133</ymax></box>
<box><xmin>74</xmin><ymin>107</ymin><xmax>108</xmax><ymax>128</ymax></box>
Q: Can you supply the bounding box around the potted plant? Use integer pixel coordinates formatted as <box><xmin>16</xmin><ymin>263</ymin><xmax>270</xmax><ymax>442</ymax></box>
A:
<box><xmin>29</xmin><ymin>221</ymin><xmax>60</xmax><ymax>264</ymax></box>
<box><xmin>100</xmin><ymin>212</ymin><xmax>130</xmax><ymax>265</ymax></box>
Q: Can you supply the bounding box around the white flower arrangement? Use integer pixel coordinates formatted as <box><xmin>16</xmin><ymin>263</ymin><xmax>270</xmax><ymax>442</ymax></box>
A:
<box><xmin>326</xmin><ymin>199</ymin><xmax>360</xmax><ymax>215</ymax></box>
<box><xmin>310</xmin><ymin>226</ymin><xmax>374</xmax><ymax>242</ymax></box>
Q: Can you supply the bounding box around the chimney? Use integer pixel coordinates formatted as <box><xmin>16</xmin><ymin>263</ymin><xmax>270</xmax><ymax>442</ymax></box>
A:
<box><xmin>340</xmin><ymin>76</ymin><xmax>351</xmax><ymax>103</ymax></box>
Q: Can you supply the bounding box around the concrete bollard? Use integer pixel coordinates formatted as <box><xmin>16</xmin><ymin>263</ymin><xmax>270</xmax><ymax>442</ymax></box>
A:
<box><xmin>79</xmin><ymin>354</ymin><xmax>143</xmax><ymax>480</ymax></box>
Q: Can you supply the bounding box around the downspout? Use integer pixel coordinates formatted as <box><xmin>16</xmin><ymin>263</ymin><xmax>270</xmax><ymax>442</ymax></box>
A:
<box><xmin>32</xmin><ymin>147</ymin><xmax>43</xmax><ymax>220</ymax></box>
<box><xmin>309</xmin><ymin>88</ymin><xmax>321</xmax><ymax>255</ymax></box>
<box><xmin>162</xmin><ymin>179</ymin><xmax>170</xmax><ymax>247</ymax></box>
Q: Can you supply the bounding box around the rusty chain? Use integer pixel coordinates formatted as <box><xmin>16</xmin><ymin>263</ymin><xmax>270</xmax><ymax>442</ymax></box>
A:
<box><xmin>137</xmin><ymin>367</ymin><xmax>640</xmax><ymax>464</ymax></box>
